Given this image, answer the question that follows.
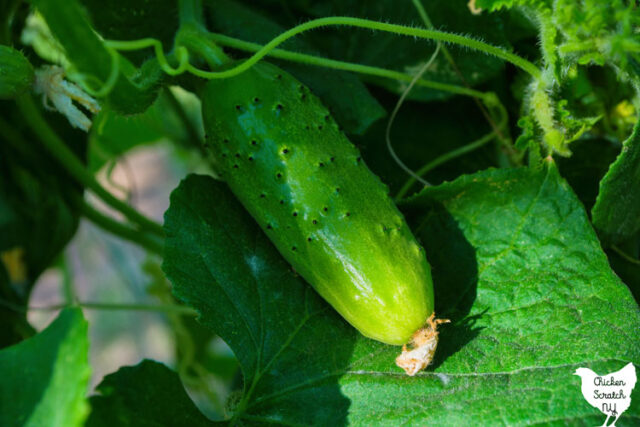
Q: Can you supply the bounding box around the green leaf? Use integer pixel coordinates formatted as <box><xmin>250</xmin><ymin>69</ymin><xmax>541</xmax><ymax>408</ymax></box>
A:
<box><xmin>88</xmin><ymin>360</ymin><xmax>215</xmax><ymax>426</ymax></box>
<box><xmin>163</xmin><ymin>169</ymin><xmax>640</xmax><ymax>425</ymax></box>
<box><xmin>0</xmin><ymin>308</ymin><xmax>90</xmax><ymax>427</ymax></box>
<box><xmin>163</xmin><ymin>175</ymin><xmax>358</xmax><ymax>424</ymax></box>
<box><xmin>205</xmin><ymin>0</ymin><xmax>386</xmax><ymax>135</ymax></box>
<box><xmin>592</xmin><ymin>120</ymin><xmax>640</xmax><ymax>244</ymax></box>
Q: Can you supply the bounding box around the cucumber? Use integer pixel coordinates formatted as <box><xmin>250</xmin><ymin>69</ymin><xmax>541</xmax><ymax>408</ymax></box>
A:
<box><xmin>0</xmin><ymin>46</ymin><xmax>34</xmax><ymax>99</ymax></box>
<box><xmin>202</xmin><ymin>62</ymin><xmax>441</xmax><ymax>373</ymax></box>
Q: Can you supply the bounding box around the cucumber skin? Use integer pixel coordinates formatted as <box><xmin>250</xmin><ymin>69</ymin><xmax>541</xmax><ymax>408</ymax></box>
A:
<box><xmin>0</xmin><ymin>46</ymin><xmax>34</xmax><ymax>99</ymax></box>
<box><xmin>202</xmin><ymin>62</ymin><xmax>433</xmax><ymax>345</ymax></box>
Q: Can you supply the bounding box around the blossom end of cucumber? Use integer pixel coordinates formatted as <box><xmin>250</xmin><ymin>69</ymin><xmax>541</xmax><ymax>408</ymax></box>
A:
<box><xmin>395</xmin><ymin>313</ymin><xmax>450</xmax><ymax>376</ymax></box>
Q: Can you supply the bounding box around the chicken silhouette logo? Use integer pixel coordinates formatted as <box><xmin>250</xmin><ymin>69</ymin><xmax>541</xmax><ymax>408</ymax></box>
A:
<box><xmin>573</xmin><ymin>363</ymin><xmax>637</xmax><ymax>426</ymax></box>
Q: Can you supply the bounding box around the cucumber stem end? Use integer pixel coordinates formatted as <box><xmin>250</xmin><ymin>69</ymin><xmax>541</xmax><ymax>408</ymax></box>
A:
<box><xmin>395</xmin><ymin>313</ymin><xmax>450</xmax><ymax>376</ymax></box>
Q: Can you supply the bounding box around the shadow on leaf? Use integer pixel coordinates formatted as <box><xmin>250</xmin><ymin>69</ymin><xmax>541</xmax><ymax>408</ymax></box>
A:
<box><xmin>402</xmin><ymin>198</ymin><xmax>483</xmax><ymax>369</ymax></box>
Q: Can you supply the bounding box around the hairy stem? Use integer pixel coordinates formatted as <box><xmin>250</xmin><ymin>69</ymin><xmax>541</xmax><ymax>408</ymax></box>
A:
<box><xmin>107</xmin><ymin>17</ymin><xmax>541</xmax><ymax>81</ymax></box>
<box><xmin>187</xmin><ymin>17</ymin><xmax>542</xmax><ymax>80</ymax></box>
<box><xmin>206</xmin><ymin>32</ymin><xmax>487</xmax><ymax>99</ymax></box>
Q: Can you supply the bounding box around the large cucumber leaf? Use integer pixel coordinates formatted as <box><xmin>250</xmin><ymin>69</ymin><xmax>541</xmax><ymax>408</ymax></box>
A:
<box><xmin>161</xmin><ymin>164</ymin><xmax>639</xmax><ymax>425</ymax></box>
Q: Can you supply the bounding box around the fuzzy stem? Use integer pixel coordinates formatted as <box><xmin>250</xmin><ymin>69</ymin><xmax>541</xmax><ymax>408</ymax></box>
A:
<box><xmin>207</xmin><ymin>32</ymin><xmax>487</xmax><ymax>99</ymax></box>
<box><xmin>106</xmin><ymin>17</ymin><xmax>541</xmax><ymax>81</ymax></box>
<box><xmin>185</xmin><ymin>17</ymin><xmax>542</xmax><ymax>80</ymax></box>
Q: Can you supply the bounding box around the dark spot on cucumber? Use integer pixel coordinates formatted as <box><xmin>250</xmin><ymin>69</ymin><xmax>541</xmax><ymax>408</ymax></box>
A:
<box><xmin>307</xmin><ymin>237</ymin><xmax>312</xmax><ymax>242</ymax></box>
<box><xmin>204</xmin><ymin>133</ymin><xmax>209</xmax><ymax>139</ymax></box>
<box><xmin>301</xmin><ymin>94</ymin><xmax>307</xmax><ymax>100</ymax></box>
<box><xmin>330</xmin><ymin>157</ymin><xmax>335</xmax><ymax>162</ymax></box>
<box><xmin>293</xmin><ymin>212</ymin><xmax>298</xmax><ymax>217</ymax></box>
<box><xmin>275</xmin><ymin>104</ymin><xmax>284</xmax><ymax>111</ymax></box>
<box><xmin>276</xmin><ymin>173</ymin><xmax>282</xmax><ymax>178</ymax></box>
<box><xmin>282</xmin><ymin>148</ymin><xmax>289</xmax><ymax>154</ymax></box>
<box><xmin>235</xmin><ymin>153</ymin><xmax>240</xmax><ymax>158</ymax></box>
<box><xmin>291</xmin><ymin>246</ymin><xmax>297</xmax><ymax>251</ymax></box>
<box><xmin>233</xmin><ymin>164</ymin><xmax>239</xmax><ymax>169</ymax></box>
<box><xmin>248</xmin><ymin>156</ymin><xmax>254</xmax><ymax>161</ymax></box>
<box><xmin>266</xmin><ymin>224</ymin><xmax>272</xmax><ymax>229</ymax></box>
<box><xmin>357</xmin><ymin>156</ymin><xmax>362</xmax><ymax>163</ymax></box>
<box><xmin>335</xmin><ymin>188</ymin><xmax>340</xmax><ymax>193</ymax></box>
<box><xmin>235</xmin><ymin>105</ymin><xmax>242</xmax><ymax>111</ymax></box>
<box><xmin>251</xmin><ymin>140</ymin><xmax>257</xmax><ymax>145</ymax></box>
<box><xmin>383</xmin><ymin>225</ymin><xmax>388</xmax><ymax>231</ymax></box>
<box><xmin>318</xmin><ymin>125</ymin><xmax>323</xmax><ymax>130</ymax></box>
<box><xmin>253</xmin><ymin>97</ymin><xmax>260</xmax><ymax>103</ymax></box>
<box><xmin>346</xmin><ymin>212</ymin><xmax>351</xmax><ymax>217</ymax></box>
<box><xmin>319</xmin><ymin>162</ymin><xmax>325</xmax><ymax>167</ymax></box>
<box><xmin>323</xmin><ymin>207</ymin><xmax>328</xmax><ymax>212</ymax></box>
<box><xmin>280</xmin><ymin>200</ymin><xmax>284</xmax><ymax>204</ymax></box>
<box><xmin>324</xmin><ymin>115</ymin><xmax>330</xmax><ymax>122</ymax></box>
<box><xmin>312</xmin><ymin>219</ymin><xmax>318</xmax><ymax>225</ymax></box>
<box><xmin>223</xmin><ymin>139</ymin><xmax>229</xmax><ymax>144</ymax></box>
<box><xmin>276</xmin><ymin>74</ymin><xmax>282</xmax><ymax>79</ymax></box>
<box><xmin>305</xmin><ymin>125</ymin><xmax>310</xmax><ymax>130</ymax></box>
<box><xmin>260</xmin><ymin>194</ymin><xmax>265</xmax><ymax>198</ymax></box>
<box><xmin>221</xmin><ymin>153</ymin><xmax>227</xmax><ymax>158</ymax></box>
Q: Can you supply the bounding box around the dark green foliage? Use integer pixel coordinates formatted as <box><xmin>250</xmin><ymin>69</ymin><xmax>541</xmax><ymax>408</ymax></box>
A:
<box><xmin>592</xmin><ymin>121</ymin><xmax>640</xmax><ymax>244</ymax></box>
<box><xmin>88</xmin><ymin>360</ymin><xmax>213</xmax><ymax>427</ymax></box>
<box><xmin>0</xmin><ymin>45</ymin><xmax>34</xmax><ymax>99</ymax></box>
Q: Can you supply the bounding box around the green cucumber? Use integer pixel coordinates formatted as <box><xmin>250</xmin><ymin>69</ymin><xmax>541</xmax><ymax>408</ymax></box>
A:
<box><xmin>0</xmin><ymin>46</ymin><xmax>34</xmax><ymax>99</ymax></box>
<box><xmin>202</xmin><ymin>62</ymin><xmax>441</xmax><ymax>373</ymax></box>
